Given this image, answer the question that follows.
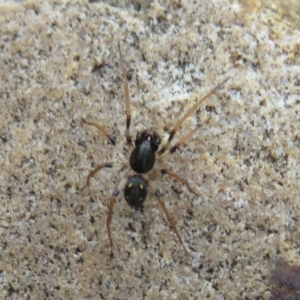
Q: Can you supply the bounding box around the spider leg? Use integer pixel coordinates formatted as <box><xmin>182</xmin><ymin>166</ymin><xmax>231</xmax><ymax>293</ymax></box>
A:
<box><xmin>106</xmin><ymin>189</ymin><xmax>119</xmax><ymax>259</ymax></box>
<box><xmin>80</xmin><ymin>162</ymin><xmax>124</xmax><ymax>190</ymax></box>
<box><xmin>118</xmin><ymin>42</ymin><xmax>132</xmax><ymax>145</ymax></box>
<box><xmin>82</xmin><ymin>119</ymin><xmax>115</xmax><ymax>145</ymax></box>
<box><xmin>106</xmin><ymin>175</ymin><xmax>128</xmax><ymax>259</ymax></box>
<box><xmin>161</xmin><ymin>169</ymin><xmax>198</xmax><ymax>196</ymax></box>
<box><xmin>158</xmin><ymin>77</ymin><xmax>229</xmax><ymax>155</ymax></box>
<box><xmin>155</xmin><ymin>190</ymin><xmax>188</xmax><ymax>255</ymax></box>
<box><xmin>168</xmin><ymin>119</ymin><xmax>209</xmax><ymax>154</ymax></box>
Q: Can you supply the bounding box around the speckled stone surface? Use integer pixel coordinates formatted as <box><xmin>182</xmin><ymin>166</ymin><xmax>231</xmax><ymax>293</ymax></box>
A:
<box><xmin>0</xmin><ymin>0</ymin><xmax>300</xmax><ymax>299</ymax></box>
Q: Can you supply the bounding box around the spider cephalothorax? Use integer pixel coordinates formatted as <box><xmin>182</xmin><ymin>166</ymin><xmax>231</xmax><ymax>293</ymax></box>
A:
<box><xmin>130</xmin><ymin>129</ymin><xmax>161</xmax><ymax>174</ymax></box>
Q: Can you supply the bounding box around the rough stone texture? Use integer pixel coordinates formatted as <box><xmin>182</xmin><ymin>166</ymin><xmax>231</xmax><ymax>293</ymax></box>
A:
<box><xmin>0</xmin><ymin>0</ymin><xmax>299</xmax><ymax>299</ymax></box>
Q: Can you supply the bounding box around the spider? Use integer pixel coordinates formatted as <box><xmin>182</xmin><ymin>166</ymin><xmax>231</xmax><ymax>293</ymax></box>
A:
<box><xmin>80</xmin><ymin>43</ymin><xmax>229</xmax><ymax>259</ymax></box>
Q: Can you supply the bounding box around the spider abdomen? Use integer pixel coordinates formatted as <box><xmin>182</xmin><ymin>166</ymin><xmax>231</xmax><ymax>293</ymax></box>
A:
<box><xmin>124</xmin><ymin>175</ymin><xmax>147</xmax><ymax>207</ymax></box>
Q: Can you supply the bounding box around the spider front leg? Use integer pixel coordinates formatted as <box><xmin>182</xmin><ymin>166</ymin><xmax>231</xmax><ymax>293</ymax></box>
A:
<box><xmin>168</xmin><ymin>121</ymin><xmax>208</xmax><ymax>155</ymax></box>
<box><xmin>118</xmin><ymin>42</ymin><xmax>132</xmax><ymax>145</ymax></box>
<box><xmin>158</xmin><ymin>77</ymin><xmax>229</xmax><ymax>155</ymax></box>
<box><xmin>155</xmin><ymin>190</ymin><xmax>188</xmax><ymax>256</ymax></box>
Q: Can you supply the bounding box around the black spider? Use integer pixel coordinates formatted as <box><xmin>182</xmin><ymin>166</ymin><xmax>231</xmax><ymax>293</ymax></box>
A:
<box><xmin>80</xmin><ymin>42</ymin><xmax>229</xmax><ymax>259</ymax></box>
